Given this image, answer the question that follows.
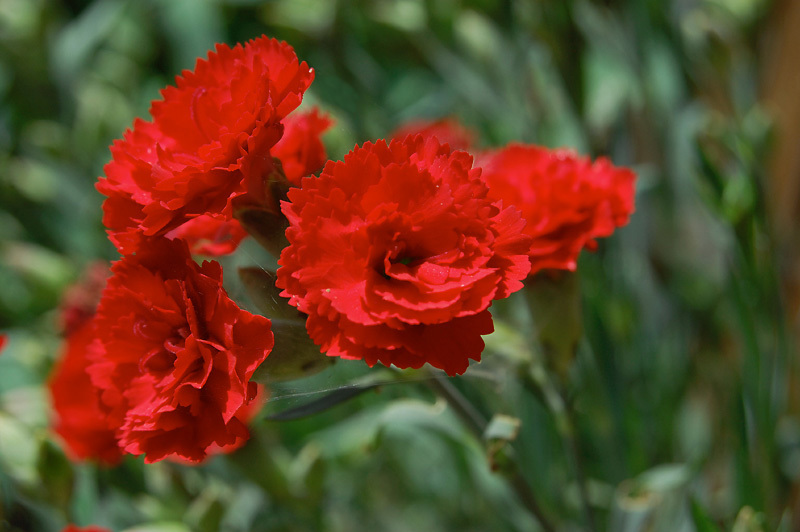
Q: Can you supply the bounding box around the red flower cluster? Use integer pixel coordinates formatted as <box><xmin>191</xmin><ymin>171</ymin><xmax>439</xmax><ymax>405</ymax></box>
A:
<box><xmin>88</xmin><ymin>238</ymin><xmax>273</xmax><ymax>463</ymax></box>
<box><xmin>97</xmin><ymin>36</ymin><xmax>314</xmax><ymax>254</ymax></box>
<box><xmin>67</xmin><ymin>30</ymin><xmax>638</xmax><ymax>469</ymax></box>
<box><xmin>390</xmin><ymin>118</ymin><xmax>476</xmax><ymax>152</ymax></box>
<box><xmin>479</xmin><ymin>144</ymin><xmax>636</xmax><ymax>275</ymax></box>
<box><xmin>277</xmin><ymin>135</ymin><xmax>532</xmax><ymax>376</ymax></box>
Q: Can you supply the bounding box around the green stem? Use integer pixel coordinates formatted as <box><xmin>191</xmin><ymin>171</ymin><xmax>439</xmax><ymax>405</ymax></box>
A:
<box><xmin>524</xmin><ymin>366</ymin><xmax>598</xmax><ymax>532</ymax></box>
<box><xmin>427</xmin><ymin>374</ymin><xmax>558</xmax><ymax>532</ymax></box>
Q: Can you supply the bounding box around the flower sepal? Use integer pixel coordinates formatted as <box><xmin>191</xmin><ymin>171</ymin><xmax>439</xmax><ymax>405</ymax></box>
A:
<box><xmin>240</xmin><ymin>267</ymin><xmax>334</xmax><ymax>383</ymax></box>
<box><xmin>233</xmin><ymin>161</ymin><xmax>293</xmax><ymax>257</ymax></box>
<box><xmin>250</xmin><ymin>318</ymin><xmax>334</xmax><ymax>383</ymax></box>
<box><xmin>524</xmin><ymin>270</ymin><xmax>583</xmax><ymax>381</ymax></box>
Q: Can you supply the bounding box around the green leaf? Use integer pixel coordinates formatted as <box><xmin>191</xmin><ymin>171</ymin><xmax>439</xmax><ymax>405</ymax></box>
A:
<box><xmin>731</xmin><ymin>507</ymin><xmax>766</xmax><ymax>532</ymax></box>
<box><xmin>0</xmin><ymin>411</ymin><xmax>40</xmax><ymax>486</ymax></box>
<box><xmin>122</xmin><ymin>524</ymin><xmax>191</xmax><ymax>532</ymax></box>
<box><xmin>266</xmin><ymin>382</ymin><xmax>378</xmax><ymax>421</ymax></box>
<box><xmin>690</xmin><ymin>499</ymin><xmax>722</xmax><ymax>532</ymax></box>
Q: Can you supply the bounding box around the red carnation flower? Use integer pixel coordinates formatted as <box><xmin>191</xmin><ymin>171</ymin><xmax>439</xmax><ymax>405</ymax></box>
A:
<box><xmin>166</xmin><ymin>214</ymin><xmax>249</xmax><ymax>256</ymax></box>
<box><xmin>97</xmin><ymin>36</ymin><xmax>314</xmax><ymax>254</ymax></box>
<box><xmin>49</xmin><ymin>319</ymin><xmax>123</xmax><ymax>465</ymax></box>
<box><xmin>479</xmin><ymin>144</ymin><xmax>635</xmax><ymax>275</ymax></box>
<box><xmin>390</xmin><ymin>118</ymin><xmax>476</xmax><ymax>151</ymax></box>
<box><xmin>61</xmin><ymin>526</ymin><xmax>110</xmax><ymax>532</ymax></box>
<box><xmin>59</xmin><ymin>262</ymin><xmax>110</xmax><ymax>335</ymax></box>
<box><xmin>49</xmin><ymin>263</ymin><xmax>121</xmax><ymax>464</ymax></box>
<box><xmin>272</xmin><ymin>108</ymin><xmax>333</xmax><ymax>185</ymax></box>
<box><xmin>88</xmin><ymin>238</ymin><xmax>273</xmax><ymax>463</ymax></box>
<box><xmin>277</xmin><ymin>135</ymin><xmax>531</xmax><ymax>376</ymax></box>
<box><xmin>0</xmin><ymin>334</ymin><xmax>6</xmax><ymax>354</ymax></box>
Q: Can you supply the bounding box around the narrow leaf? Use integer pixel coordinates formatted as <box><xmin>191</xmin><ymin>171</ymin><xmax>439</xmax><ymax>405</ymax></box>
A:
<box><xmin>266</xmin><ymin>383</ymin><xmax>379</xmax><ymax>421</ymax></box>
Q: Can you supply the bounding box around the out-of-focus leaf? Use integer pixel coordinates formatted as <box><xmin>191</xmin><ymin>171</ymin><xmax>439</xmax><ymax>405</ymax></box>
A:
<box><xmin>644</xmin><ymin>39</ymin><xmax>685</xmax><ymax>118</ymax></box>
<box><xmin>123</xmin><ymin>524</ymin><xmax>191</xmax><ymax>532</ymax></box>
<box><xmin>454</xmin><ymin>10</ymin><xmax>502</xmax><ymax>64</ymax></box>
<box><xmin>2</xmin><ymin>241</ymin><xmax>73</xmax><ymax>290</ymax></box>
<box><xmin>676</xmin><ymin>395</ymin><xmax>713</xmax><ymax>464</ymax></box>
<box><xmin>266</xmin><ymin>0</ymin><xmax>338</xmax><ymax>35</ymax></box>
<box><xmin>610</xmin><ymin>464</ymin><xmax>694</xmax><ymax>532</ymax></box>
<box><xmin>184</xmin><ymin>483</ymin><xmax>225</xmax><ymax>532</ymax></box>
<box><xmin>6</xmin><ymin>158</ymin><xmax>59</xmax><ymax>202</ymax></box>
<box><xmin>288</xmin><ymin>442</ymin><xmax>325</xmax><ymax>502</ymax></box>
<box><xmin>0</xmin><ymin>412</ymin><xmax>41</xmax><ymax>485</ymax></box>
<box><xmin>50</xmin><ymin>0</ymin><xmax>128</xmax><ymax>87</ymax></box>
<box><xmin>371</xmin><ymin>0</ymin><xmax>426</xmax><ymax>32</ymax></box>
<box><xmin>266</xmin><ymin>381</ymin><xmax>375</xmax><ymax>421</ymax></box>
<box><xmin>313</xmin><ymin>397</ymin><xmax>464</xmax><ymax>459</ymax></box>
<box><xmin>154</xmin><ymin>0</ymin><xmax>223</xmax><ymax>72</ymax></box>
<box><xmin>218</xmin><ymin>483</ymin><xmax>265</xmax><ymax>532</ymax></box>
<box><xmin>583</xmin><ymin>47</ymin><xmax>639</xmax><ymax>132</ymax></box>
<box><xmin>0</xmin><ymin>0</ymin><xmax>43</xmax><ymax>40</ymax></box>
<box><xmin>731</xmin><ymin>506</ymin><xmax>766</xmax><ymax>532</ymax></box>
<box><xmin>690</xmin><ymin>499</ymin><xmax>723</xmax><ymax>532</ymax></box>
<box><xmin>70</xmin><ymin>465</ymin><xmax>100</xmax><ymax>529</ymax></box>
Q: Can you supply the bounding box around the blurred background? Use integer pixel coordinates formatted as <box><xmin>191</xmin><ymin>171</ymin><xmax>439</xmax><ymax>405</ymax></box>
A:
<box><xmin>1</xmin><ymin>0</ymin><xmax>800</xmax><ymax>530</ymax></box>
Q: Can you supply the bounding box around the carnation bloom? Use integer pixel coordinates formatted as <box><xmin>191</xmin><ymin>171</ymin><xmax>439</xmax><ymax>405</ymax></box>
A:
<box><xmin>59</xmin><ymin>262</ymin><xmax>109</xmax><ymax>334</ymax></box>
<box><xmin>0</xmin><ymin>334</ymin><xmax>6</xmax><ymax>354</ymax></box>
<box><xmin>390</xmin><ymin>118</ymin><xmax>476</xmax><ymax>151</ymax></box>
<box><xmin>478</xmin><ymin>144</ymin><xmax>636</xmax><ymax>275</ymax></box>
<box><xmin>88</xmin><ymin>238</ymin><xmax>273</xmax><ymax>463</ymax></box>
<box><xmin>49</xmin><ymin>263</ymin><xmax>121</xmax><ymax>464</ymax></box>
<box><xmin>49</xmin><ymin>319</ymin><xmax>123</xmax><ymax>465</ymax></box>
<box><xmin>272</xmin><ymin>108</ymin><xmax>333</xmax><ymax>185</ymax></box>
<box><xmin>97</xmin><ymin>36</ymin><xmax>314</xmax><ymax>254</ymax></box>
<box><xmin>277</xmin><ymin>135</ymin><xmax>531</xmax><ymax>376</ymax></box>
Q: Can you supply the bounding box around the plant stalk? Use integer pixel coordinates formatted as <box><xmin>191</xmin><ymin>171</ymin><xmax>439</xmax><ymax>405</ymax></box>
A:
<box><xmin>427</xmin><ymin>374</ymin><xmax>558</xmax><ymax>532</ymax></box>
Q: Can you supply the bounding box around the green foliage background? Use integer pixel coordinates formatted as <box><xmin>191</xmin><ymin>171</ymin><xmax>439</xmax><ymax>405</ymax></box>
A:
<box><xmin>0</xmin><ymin>0</ymin><xmax>793</xmax><ymax>531</ymax></box>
